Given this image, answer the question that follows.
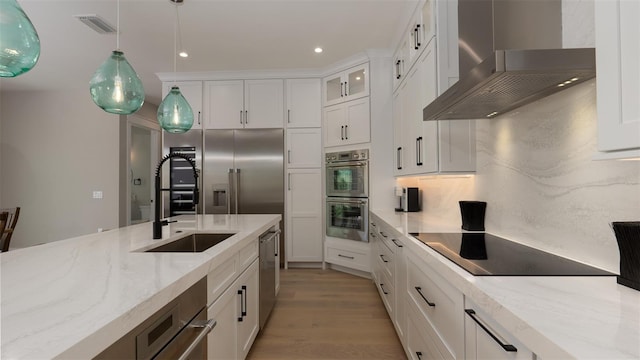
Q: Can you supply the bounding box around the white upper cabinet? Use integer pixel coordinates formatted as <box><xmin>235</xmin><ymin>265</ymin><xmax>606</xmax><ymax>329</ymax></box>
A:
<box><xmin>393</xmin><ymin>39</ymin><xmax>408</xmax><ymax>91</ymax></box>
<box><xmin>162</xmin><ymin>81</ymin><xmax>203</xmax><ymax>130</ymax></box>
<box><xmin>323</xmin><ymin>97</ymin><xmax>370</xmax><ymax>147</ymax></box>
<box><xmin>323</xmin><ymin>63</ymin><xmax>370</xmax><ymax>107</ymax></box>
<box><xmin>408</xmin><ymin>0</ymin><xmax>436</xmax><ymax>65</ymax></box>
<box><xmin>285</xmin><ymin>78</ymin><xmax>321</xmax><ymax>128</ymax></box>
<box><xmin>393</xmin><ymin>38</ymin><xmax>475</xmax><ymax>176</ymax></box>
<box><xmin>595</xmin><ymin>0</ymin><xmax>640</xmax><ymax>159</ymax></box>
<box><xmin>203</xmin><ymin>79</ymin><xmax>284</xmax><ymax>129</ymax></box>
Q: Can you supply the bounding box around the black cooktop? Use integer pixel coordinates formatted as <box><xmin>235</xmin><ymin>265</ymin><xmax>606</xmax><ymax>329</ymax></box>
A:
<box><xmin>410</xmin><ymin>232</ymin><xmax>615</xmax><ymax>276</ymax></box>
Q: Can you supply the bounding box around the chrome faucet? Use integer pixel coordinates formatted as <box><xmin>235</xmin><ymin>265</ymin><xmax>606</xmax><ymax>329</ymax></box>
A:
<box><xmin>153</xmin><ymin>152</ymin><xmax>199</xmax><ymax>239</ymax></box>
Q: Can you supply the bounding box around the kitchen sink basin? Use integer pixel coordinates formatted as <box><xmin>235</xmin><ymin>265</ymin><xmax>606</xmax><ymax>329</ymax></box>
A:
<box><xmin>145</xmin><ymin>233</ymin><xmax>236</xmax><ymax>252</ymax></box>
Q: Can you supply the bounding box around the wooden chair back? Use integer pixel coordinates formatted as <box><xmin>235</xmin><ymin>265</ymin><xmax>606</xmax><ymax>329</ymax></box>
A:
<box><xmin>0</xmin><ymin>207</ymin><xmax>20</xmax><ymax>252</ymax></box>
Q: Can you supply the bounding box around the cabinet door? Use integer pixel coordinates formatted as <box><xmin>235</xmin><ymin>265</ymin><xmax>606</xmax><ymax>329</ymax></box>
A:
<box><xmin>393</xmin><ymin>89</ymin><xmax>405</xmax><ymax>175</ymax></box>
<box><xmin>236</xmin><ymin>260</ymin><xmax>259</xmax><ymax>360</ymax></box>
<box><xmin>392</xmin><ymin>41</ymin><xmax>407</xmax><ymax>91</ymax></box>
<box><xmin>207</xmin><ymin>283</ymin><xmax>238</xmax><ymax>360</ymax></box>
<box><xmin>286</xmin><ymin>169</ymin><xmax>323</xmax><ymax>262</ymax></box>
<box><xmin>324</xmin><ymin>73</ymin><xmax>344</xmax><ymax>106</ymax></box>
<box><xmin>287</xmin><ymin>128</ymin><xmax>321</xmax><ymax>168</ymax></box>
<box><xmin>323</xmin><ymin>104</ymin><xmax>346</xmax><ymax>147</ymax></box>
<box><xmin>596</xmin><ymin>0</ymin><xmax>640</xmax><ymax>154</ymax></box>
<box><xmin>286</xmin><ymin>79</ymin><xmax>321</xmax><ymax>128</ymax></box>
<box><xmin>343</xmin><ymin>97</ymin><xmax>370</xmax><ymax>146</ymax></box>
<box><xmin>438</xmin><ymin>120</ymin><xmax>476</xmax><ymax>172</ymax></box>
<box><xmin>344</xmin><ymin>63</ymin><xmax>369</xmax><ymax>102</ymax></box>
<box><xmin>401</xmin><ymin>64</ymin><xmax>421</xmax><ymax>175</ymax></box>
<box><xmin>163</xmin><ymin>81</ymin><xmax>203</xmax><ymax>129</ymax></box>
<box><xmin>244</xmin><ymin>79</ymin><xmax>284</xmax><ymax>129</ymax></box>
<box><xmin>204</xmin><ymin>80</ymin><xmax>244</xmax><ymax>129</ymax></box>
<box><xmin>417</xmin><ymin>42</ymin><xmax>439</xmax><ymax>174</ymax></box>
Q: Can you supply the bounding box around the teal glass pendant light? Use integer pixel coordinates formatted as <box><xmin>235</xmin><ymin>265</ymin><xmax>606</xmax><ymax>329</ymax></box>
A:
<box><xmin>157</xmin><ymin>0</ymin><xmax>193</xmax><ymax>133</ymax></box>
<box><xmin>157</xmin><ymin>86</ymin><xmax>194</xmax><ymax>133</ymax></box>
<box><xmin>89</xmin><ymin>50</ymin><xmax>144</xmax><ymax>114</ymax></box>
<box><xmin>0</xmin><ymin>0</ymin><xmax>41</xmax><ymax>77</ymax></box>
<box><xmin>89</xmin><ymin>0</ymin><xmax>144</xmax><ymax>115</ymax></box>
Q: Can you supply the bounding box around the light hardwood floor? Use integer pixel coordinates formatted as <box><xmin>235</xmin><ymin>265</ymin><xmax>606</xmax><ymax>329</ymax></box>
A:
<box><xmin>247</xmin><ymin>268</ymin><xmax>407</xmax><ymax>360</ymax></box>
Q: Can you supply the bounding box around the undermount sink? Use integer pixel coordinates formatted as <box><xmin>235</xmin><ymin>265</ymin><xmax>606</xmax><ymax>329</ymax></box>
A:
<box><xmin>145</xmin><ymin>233</ymin><xmax>236</xmax><ymax>253</ymax></box>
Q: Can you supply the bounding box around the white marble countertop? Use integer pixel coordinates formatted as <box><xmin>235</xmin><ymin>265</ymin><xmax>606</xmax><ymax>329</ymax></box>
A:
<box><xmin>371</xmin><ymin>209</ymin><xmax>640</xmax><ymax>359</ymax></box>
<box><xmin>0</xmin><ymin>214</ymin><xmax>280</xmax><ymax>360</ymax></box>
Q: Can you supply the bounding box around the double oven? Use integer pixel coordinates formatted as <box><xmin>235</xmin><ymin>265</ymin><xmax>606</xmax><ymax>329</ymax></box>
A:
<box><xmin>325</xmin><ymin>149</ymin><xmax>369</xmax><ymax>242</ymax></box>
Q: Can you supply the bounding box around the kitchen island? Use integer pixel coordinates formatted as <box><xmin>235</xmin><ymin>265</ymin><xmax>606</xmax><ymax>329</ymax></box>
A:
<box><xmin>0</xmin><ymin>214</ymin><xmax>280</xmax><ymax>359</ymax></box>
<box><xmin>371</xmin><ymin>209</ymin><xmax>640</xmax><ymax>360</ymax></box>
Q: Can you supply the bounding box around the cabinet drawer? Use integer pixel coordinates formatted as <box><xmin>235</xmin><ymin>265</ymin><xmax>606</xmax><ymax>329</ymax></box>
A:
<box><xmin>406</xmin><ymin>296</ymin><xmax>454</xmax><ymax>360</ymax></box>
<box><xmin>376</xmin><ymin>270</ymin><xmax>395</xmax><ymax>318</ymax></box>
<box><xmin>406</xmin><ymin>252</ymin><xmax>464</xmax><ymax>359</ymax></box>
<box><xmin>207</xmin><ymin>255</ymin><xmax>238</xmax><ymax>305</ymax></box>
<box><xmin>375</xmin><ymin>238</ymin><xmax>394</xmax><ymax>280</ymax></box>
<box><xmin>238</xmin><ymin>239</ymin><xmax>258</xmax><ymax>272</ymax></box>
<box><xmin>326</xmin><ymin>246</ymin><xmax>369</xmax><ymax>271</ymax></box>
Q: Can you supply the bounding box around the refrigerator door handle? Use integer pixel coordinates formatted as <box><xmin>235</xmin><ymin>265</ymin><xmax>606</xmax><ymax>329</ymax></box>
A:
<box><xmin>234</xmin><ymin>169</ymin><xmax>240</xmax><ymax>214</ymax></box>
<box><xmin>228</xmin><ymin>169</ymin><xmax>234</xmax><ymax>214</ymax></box>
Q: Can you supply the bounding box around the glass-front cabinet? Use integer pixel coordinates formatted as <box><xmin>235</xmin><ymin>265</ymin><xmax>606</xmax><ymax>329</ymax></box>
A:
<box><xmin>323</xmin><ymin>63</ymin><xmax>369</xmax><ymax>106</ymax></box>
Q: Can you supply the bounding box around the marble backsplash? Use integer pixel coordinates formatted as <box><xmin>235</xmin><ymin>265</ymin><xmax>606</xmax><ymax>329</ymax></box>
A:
<box><xmin>398</xmin><ymin>79</ymin><xmax>640</xmax><ymax>272</ymax></box>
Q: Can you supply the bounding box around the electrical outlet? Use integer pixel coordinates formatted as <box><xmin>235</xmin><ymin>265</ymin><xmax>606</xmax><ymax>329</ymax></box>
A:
<box><xmin>92</xmin><ymin>191</ymin><xmax>103</xmax><ymax>199</ymax></box>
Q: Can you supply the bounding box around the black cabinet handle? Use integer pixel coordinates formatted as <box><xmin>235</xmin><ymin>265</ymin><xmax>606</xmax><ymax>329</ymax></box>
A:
<box><xmin>287</xmin><ymin>109</ymin><xmax>291</xmax><ymax>123</ymax></box>
<box><xmin>415</xmin><ymin>286</ymin><xmax>435</xmax><ymax>307</ymax></box>
<box><xmin>391</xmin><ymin>238</ymin><xmax>403</xmax><ymax>248</ymax></box>
<box><xmin>416</xmin><ymin>352</ymin><xmax>423</xmax><ymax>359</ymax></box>
<box><xmin>344</xmin><ymin>81</ymin><xmax>348</xmax><ymax>96</ymax></box>
<box><xmin>197</xmin><ymin>111</ymin><xmax>201</xmax><ymax>125</ymax></box>
<box><xmin>465</xmin><ymin>309</ymin><xmax>518</xmax><ymax>352</ymax></box>
<box><xmin>237</xmin><ymin>287</ymin><xmax>244</xmax><ymax>321</ymax></box>
<box><xmin>379</xmin><ymin>254</ymin><xmax>389</xmax><ymax>263</ymax></box>
<box><xmin>397</xmin><ymin>147</ymin><xmax>403</xmax><ymax>170</ymax></box>
<box><xmin>241</xmin><ymin>285</ymin><xmax>247</xmax><ymax>317</ymax></box>
<box><xmin>341</xmin><ymin>125</ymin><xmax>345</xmax><ymax>140</ymax></box>
<box><xmin>380</xmin><ymin>283</ymin><xmax>389</xmax><ymax>295</ymax></box>
<box><xmin>341</xmin><ymin>82</ymin><xmax>345</xmax><ymax>97</ymax></box>
<box><xmin>344</xmin><ymin>125</ymin><xmax>348</xmax><ymax>140</ymax></box>
<box><xmin>395</xmin><ymin>60</ymin><xmax>401</xmax><ymax>79</ymax></box>
<box><xmin>338</xmin><ymin>254</ymin><xmax>355</xmax><ymax>260</ymax></box>
<box><xmin>416</xmin><ymin>24</ymin><xmax>421</xmax><ymax>49</ymax></box>
<box><xmin>416</xmin><ymin>137</ymin><xmax>423</xmax><ymax>166</ymax></box>
<box><xmin>380</xmin><ymin>231</ymin><xmax>388</xmax><ymax>238</ymax></box>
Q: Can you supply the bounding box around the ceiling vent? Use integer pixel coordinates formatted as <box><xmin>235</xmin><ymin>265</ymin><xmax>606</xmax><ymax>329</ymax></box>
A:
<box><xmin>74</xmin><ymin>14</ymin><xmax>117</xmax><ymax>34</ymax></box>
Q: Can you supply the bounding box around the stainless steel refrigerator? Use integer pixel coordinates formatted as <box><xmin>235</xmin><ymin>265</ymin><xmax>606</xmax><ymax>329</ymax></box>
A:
<box><xmin>204</xmin><ymin>129</ymin><xmax>285</xmax><ymax>263</ymax></box>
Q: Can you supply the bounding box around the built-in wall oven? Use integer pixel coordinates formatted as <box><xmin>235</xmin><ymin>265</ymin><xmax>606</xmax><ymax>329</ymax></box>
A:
<box><xmin>326</xmin><ymin>197</ymin><xmax>369</xmax><ymax>242</ymax></box>
<box><xmin>325</xmin><ymin>149</ymin><xmax>369</xmax><ymax>242</ymax></box>
<box><xmin>325</xmin><ymin>149</ymin><xmax>369</xmax><ymax>198</ymax></box>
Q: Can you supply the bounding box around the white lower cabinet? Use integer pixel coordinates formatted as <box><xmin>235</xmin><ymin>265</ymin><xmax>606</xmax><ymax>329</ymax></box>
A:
<box><xmin>207</xmin><ymin>258</ymin><xmax>259</xmax><ymax>360</ymax></box>
<box><xmin>464</xmin><ymin>298</ymin><xmax>534</xmax><ymax>360</ymax></box>
<box><xmin>405</xmin><ymin>251</ymin><xmax>465</xmax><ymax>359</ymax></box>
<box><xmin>286</xmin><ymin>168</ymin><xmax>323</xmax><ymax>264</ymax></box>
<box><xmin>324</xmin><ymin>237</ymin><xmax>370</xmax><ymax>272</ymax></box>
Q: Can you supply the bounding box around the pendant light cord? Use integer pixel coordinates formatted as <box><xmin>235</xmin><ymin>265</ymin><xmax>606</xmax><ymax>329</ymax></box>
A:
<box><xmin>116</xmin><ymin>0</ymin><xmax>120</xmax><ymax>50</ymax></box>
<box><xmin>173</xmin><ymin>3</ymin><xmax>178</xmax><ymax>83</ymax></box>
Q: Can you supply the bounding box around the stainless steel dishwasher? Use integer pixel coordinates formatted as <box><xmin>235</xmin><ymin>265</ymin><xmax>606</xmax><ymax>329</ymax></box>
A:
<box><xmin>259</xmin><ymin>228</ymin><xmax>279</xmax><ymax>329</ymax></box>
<box><xmin>94</xmin><ymin>277</ymin><xmax>215</xmax><ymax>360</ymax></box>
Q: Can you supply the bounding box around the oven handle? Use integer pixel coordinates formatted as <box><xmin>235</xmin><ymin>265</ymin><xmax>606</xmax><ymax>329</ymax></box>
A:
<box><xmin>326</xmin><ymin>162</ymin><xmax>367</xmax><ymax>168</ymax></box>
<box><xmin>326</xmin><ymin>199</ymin><xmax>368</xmax><ymax>205</ymax></box>
<box><xmin>176</xmin><ymin>319</ymin><xmax>217</xmax><ymax>360</ymax></box>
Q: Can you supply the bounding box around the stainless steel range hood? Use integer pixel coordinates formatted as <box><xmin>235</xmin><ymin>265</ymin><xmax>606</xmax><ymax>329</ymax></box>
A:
<box><xmin>423</xmin><ymin>0</ymin><xmax>596</xmax><ymax>121</ymax></box>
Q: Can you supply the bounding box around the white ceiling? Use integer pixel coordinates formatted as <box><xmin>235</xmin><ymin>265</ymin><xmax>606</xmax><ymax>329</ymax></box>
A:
<box><xmin>0</xmin><ymin>0</ymin><xmax>417</xmax><ymax>105</ymax></box>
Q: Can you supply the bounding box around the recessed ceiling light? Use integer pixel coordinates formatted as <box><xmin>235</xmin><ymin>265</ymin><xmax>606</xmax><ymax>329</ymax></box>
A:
<box><xmin>314</xmin><ymin>47</ymin><xmax>323</xmax><ymax>53</ymax></box>
<box><xmin>179</xmin><ymin>51</ymin><xmax>188</xmax><ymax>58</ymax></box>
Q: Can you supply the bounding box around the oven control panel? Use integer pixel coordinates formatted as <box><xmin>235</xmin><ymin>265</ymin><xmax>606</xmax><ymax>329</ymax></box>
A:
<box><xmin>326</xmin><ymin>149</ymin><xmax>369</xmax><ymax>162</ymax></box>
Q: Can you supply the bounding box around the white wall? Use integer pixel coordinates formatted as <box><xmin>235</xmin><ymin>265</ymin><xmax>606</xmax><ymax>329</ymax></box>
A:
<box><xmin>0</xmin><ymin>89</ymin><xmax>120</xmax><ymax>248</ymax></box>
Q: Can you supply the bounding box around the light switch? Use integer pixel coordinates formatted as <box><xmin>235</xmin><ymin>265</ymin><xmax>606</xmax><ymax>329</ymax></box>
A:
<box><xmin>93</xmin><ymin>191</ymin><xmax>103</xmax><ymax>199</ymax></box>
